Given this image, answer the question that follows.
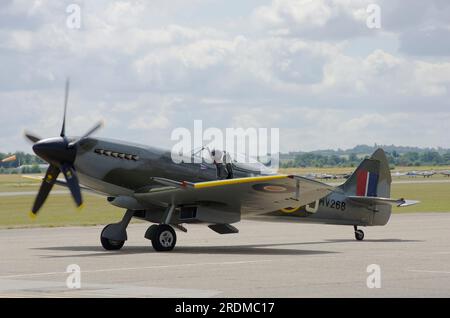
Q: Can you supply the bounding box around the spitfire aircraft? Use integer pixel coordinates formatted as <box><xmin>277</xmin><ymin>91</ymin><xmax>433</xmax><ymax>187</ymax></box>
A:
<box><xmin>406</xmin><ymin>170</ymin><xmax>436</xmax><ymax>178</ymax></box>
<box><xmin>24</xmin><ymin>81</ymin><xmax>419</xmax><ymax>251</ymax></box>
<box><xmin>441</xmin><ymin>170</ymin><xmax>450</xmax><ymax>177</ymax></box>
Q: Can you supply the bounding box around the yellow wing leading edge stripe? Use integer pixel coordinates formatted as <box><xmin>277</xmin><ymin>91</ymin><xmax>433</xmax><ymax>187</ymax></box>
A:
<box><xmin>191</xmin><ymin>174</ymin><xmax>289</xmax><ymax>189</ymax></box>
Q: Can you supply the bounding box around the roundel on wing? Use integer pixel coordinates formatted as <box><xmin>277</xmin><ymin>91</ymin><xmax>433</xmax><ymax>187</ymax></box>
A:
<box><xmin>252</xmin><ymin>183</ymin><xmax>295</xmax><ymax>193</ymax></box>
<box><xmin>280</xmin><ymin>206</ymin><xmax>301</xmax><ymax>213</ymax></box>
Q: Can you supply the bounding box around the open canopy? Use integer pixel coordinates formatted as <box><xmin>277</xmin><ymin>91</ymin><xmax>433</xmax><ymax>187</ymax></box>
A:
<box><xmin>189</xmin><ymin>146</ymin><xmax>275</xmax><ymax>175</ymax></box>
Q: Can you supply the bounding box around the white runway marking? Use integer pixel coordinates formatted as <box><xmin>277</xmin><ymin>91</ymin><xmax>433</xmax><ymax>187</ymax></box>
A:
<box><xmin>0</xmin><ymin>279</ymin><xmax>221</xmax><ymax>297</ymax></box>
<box><xmin>0</xmin><ymin>259</ymin><xmax>273</xmax><ymax>279</ymax></box>
<box><xmin>407</xmin><ymin>269</ymin><xmax>450</xmax><ymax>275</ymax></box>
<box><xmin>0</xmin><ymin>190</ymin><xmax>70</xmax><ymax>197</ymax></box>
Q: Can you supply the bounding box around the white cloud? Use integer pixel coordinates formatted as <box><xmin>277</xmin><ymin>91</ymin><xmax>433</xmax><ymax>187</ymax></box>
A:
<box><xmin>0</xmin><ymin>0</ymin><xmax>450</xmax><ymax>153</ymax></box>
<box><xmin>252</xmin><ymin>0</ymin><xmax>376</xmax><ymax>40</ymax></box>
<box><xmin>254</xmin><ymin>0</ymin><xmax>334</xmax><ymax>28</ymax></box>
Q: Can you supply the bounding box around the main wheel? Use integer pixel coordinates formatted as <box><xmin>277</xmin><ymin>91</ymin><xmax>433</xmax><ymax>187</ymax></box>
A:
<box><xmin>355</xmin><ymin>229</ymin><xmax>365</xmax><ymax>241</ymax></box>
<box><xmin>100</xmin><ymin>225</ymin><xmax>125</xmax><ymax>250</ymax></box>
<box><xmin>151</xmin><ymin>224</ymin><xmax>177</xmax><ymax>252</ymax></box>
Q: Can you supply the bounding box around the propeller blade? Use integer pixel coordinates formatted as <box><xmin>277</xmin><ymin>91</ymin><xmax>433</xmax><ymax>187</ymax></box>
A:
<box><xmin>68</xmin><ymin>121</ymin><xmax>104</xmax><ymax>147</ymax></box>
<box><xmin>60</xmin><ymin>163</ymin><xmax>83</xmax><ymax>207</ymax></box>
<box><xmin>31</xmin><ymin>165</ymin><xmax>61</xmax><ymax>215</ymax></box>
<box><xmin>24</xmin><ymin>131</ymin><xmax>41</xmax><ymax>144</ymax></box>
<box><xmin>60</xmin><ymin>78</ymin><xmax>70</xmax><ymax>137</ymax></box>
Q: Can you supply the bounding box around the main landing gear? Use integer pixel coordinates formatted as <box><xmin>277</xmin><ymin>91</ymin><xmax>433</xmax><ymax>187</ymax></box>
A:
<box><xmin>100</xmin><ymin>205</ymin><xmax>179</xmax><ymax>252</ymax></box>
<box><xmin>144</xmin><ymin>204</ymin><xmax>178</xmax><ymax>251</ymax></box>
<box><xmin>145</xmin><ymin>224</ymin><xmax>177</xmax><ymax>251</ymax></box>
<box><xmin>354</xmin><ymin>225</ymin><xmax>364</xmax><ymax>241</ymax></box>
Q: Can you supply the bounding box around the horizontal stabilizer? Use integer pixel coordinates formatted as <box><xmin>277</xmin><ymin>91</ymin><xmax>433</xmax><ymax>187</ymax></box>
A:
<box><xmin>348</xmin><ymin>196</ymin><xmax>420</xmax><ymax>207</ymax></box>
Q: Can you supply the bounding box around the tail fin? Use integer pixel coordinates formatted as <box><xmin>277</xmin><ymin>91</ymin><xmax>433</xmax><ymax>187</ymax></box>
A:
<box><xmin>339</xmin><ymin>148</ymin><xmax>393</xmax><ymax>225</ymax></box>
<box><xmin>340</xmin><ymin>148</ymin><xmax>392</xmax><ymax>198</ymax></box>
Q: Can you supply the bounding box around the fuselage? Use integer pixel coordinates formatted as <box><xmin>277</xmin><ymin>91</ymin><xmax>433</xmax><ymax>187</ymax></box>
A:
<box><xmin>31</xmin><ymin>136</ymin><xmax>394</xmax><ymax>228</ymax></box>
<box><xmin>73</xmin><ymin>137</ymin><xmax>261</xmax><ymax>196</ymax></box>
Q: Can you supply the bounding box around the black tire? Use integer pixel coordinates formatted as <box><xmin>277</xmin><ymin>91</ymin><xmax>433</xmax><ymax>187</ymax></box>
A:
<box><xmin>101</xmin><ymin>225</ymin><xmax>125</xmax><ymax>250</ymax></box>
<box><xmin>355</xmin><ymin>229</ymin><xmax>365</xmax><ymax>241</ymax></box>
<box><xmin>151</xmin><ymin>224</ymin><xmax>177</xmax><ymax>251</ymax></box>
<box><xmin>144</xmin><ymin>224</ymin><xmax>159</xmax><ymax>241</ymax></box>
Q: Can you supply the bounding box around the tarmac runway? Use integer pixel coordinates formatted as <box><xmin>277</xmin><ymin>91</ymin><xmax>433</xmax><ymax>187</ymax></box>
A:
<box><xmin>1</xmin><ymin>213</ymin><xmax>450</xmax><ymax>297</ymax></box>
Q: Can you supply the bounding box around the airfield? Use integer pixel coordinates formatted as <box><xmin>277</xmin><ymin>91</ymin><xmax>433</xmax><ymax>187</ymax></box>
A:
<box><xmin>1</xmin><ymin>174</ymin><xmax>450</xmax><ymax>297</ymax></box>
<box><xmin>1</xmin><ymin>214</ymin><xmax>450</xmax><ymax>297</ymax></box>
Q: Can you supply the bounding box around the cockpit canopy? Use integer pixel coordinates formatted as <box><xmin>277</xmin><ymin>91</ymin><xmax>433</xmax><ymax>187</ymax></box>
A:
<box><xmin>191</xmin><ymin>147</ymin><xmax>275</xmax><ymax>175</ymax></box>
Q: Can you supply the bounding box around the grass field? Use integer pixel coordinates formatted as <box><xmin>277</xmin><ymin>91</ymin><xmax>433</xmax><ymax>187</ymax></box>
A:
<box><xmin>0</xmin><ymin>174</ymin><xmax>41</xmax><ymax>192</ymax></box>
<box><xmin>391</xmin><ymin>182</ymin><xmax>450</xmax><ymax>213</ymax></box>
<box><xmin>280</xmin><ymin>165</ymin><xmax>450</xmax><ymax>175</ymax></box>
<box><xmin>0</xmin><ymin>175</ymin><xmax>126</xmax><ymax>228</ymax></box>
<box><xmin>280</xmin><ymin>166</ymin><xmax>450</xmax><ymax>181</ymax></box>
<box><xmin>0</xmin><ymin>193</ymin><xmax>126</xmax><ymax>228</ymax></box>
<box><xmin>0</xmin><ymin>173</ymin><xmax>449</xmax><ymax>228</ymax></box>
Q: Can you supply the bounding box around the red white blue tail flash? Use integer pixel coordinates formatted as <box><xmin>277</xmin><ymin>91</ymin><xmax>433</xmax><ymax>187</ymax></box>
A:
<box><xmin>356</xmin><ymin>170</ymin><xmax>378</xmax><ymax>197</ymax></box>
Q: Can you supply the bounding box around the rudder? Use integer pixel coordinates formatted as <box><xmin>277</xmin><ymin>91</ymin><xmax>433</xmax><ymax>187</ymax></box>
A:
<box><xmin>339</xmin><ymin>149</ymin><xmax>393</xmax><ymax>226</ymax></box>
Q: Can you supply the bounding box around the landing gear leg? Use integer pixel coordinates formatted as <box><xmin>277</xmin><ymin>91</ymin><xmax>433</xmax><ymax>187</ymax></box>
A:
<box><xmin>100</xmin><ymin>209</ymin><xmax>134</xmax><ymax>250</ymax></box>
<box><xmin>354</xmin><ymin>225</ymin><xmax>364</xmax><ymax>241</ymax></box>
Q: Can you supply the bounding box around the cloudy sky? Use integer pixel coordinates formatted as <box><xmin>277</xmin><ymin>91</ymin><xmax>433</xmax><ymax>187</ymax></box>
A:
<box><xmin>1</xmin><ymin>0</ymin><xmax>449</xmax><ymax>153</ymax></box>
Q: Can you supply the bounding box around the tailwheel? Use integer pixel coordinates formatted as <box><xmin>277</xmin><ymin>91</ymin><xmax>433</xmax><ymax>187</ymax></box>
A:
<box><xmin>100</xmin><ymin>224</ymin><xmax>125</xmax><ymax>250</ymax></box>
<box><xmin>151</xmin><ymin>224</ymin><xmax>177</xmax><ymax>252</ymax></box>
<box><xmin>354</xmin><ymin>226</ymin><xmax>364</xmax><ymax>241</ymax></box>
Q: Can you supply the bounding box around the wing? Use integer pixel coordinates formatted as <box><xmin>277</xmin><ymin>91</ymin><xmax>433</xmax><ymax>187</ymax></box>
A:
<box><xmin>134</xmin><ymin>175</ymin><xmax>334</xmax><ymax>215</ymax></box>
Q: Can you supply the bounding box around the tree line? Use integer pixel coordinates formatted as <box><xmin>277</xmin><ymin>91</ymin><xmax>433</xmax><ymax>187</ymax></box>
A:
<box><xmin>281</xmin><ymin>151</ymin><xmax>450</xmax><ymax>168</ymax></box>
<box><xmin>2</xmin><ymin>148</ymin><xmax>450</xmax><ymax>173</ymax></box>
<box><xmin>0</xmin><ymin>152</ymin><xmax>44</xmax><ymax>174</ymax></box>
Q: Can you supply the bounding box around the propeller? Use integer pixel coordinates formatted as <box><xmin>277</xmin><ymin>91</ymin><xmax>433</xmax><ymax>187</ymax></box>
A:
<box><xmin>61</xmin><ymin>78</ymin><xmax>69</xmax><ymax>138</ymax></box>
<box><xmin>31</xmin><ymin>165</ymin><xmax>60</xmax><ymax>214</ymax></box>
<box><xmin>26</xmin><ymin>79</ymin><xmax>102</xmax><ymax>218</ymax></box>
<box><xmin>24</xmin><ymin>131</ymin><xmax>41</xmax><ymax>144</ymax></box>
<box><xmin>68</xmin><ymin>121</ymin><xmax>104</xmax><ymax>147</ymax></box>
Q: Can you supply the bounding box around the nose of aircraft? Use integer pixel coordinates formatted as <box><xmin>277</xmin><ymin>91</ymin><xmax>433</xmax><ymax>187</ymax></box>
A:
<box><xmin>32</xmin><ymin>137</ymin><xmax>76</xmax><ymax>166</ymax></box>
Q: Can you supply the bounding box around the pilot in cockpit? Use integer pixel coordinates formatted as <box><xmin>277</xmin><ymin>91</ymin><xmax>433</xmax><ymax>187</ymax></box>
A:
<box><xmin>208</xmin><ymin>148</ymin><xmax>227</xmax><ymax>180</ymax></box>
<box><xmin>223</xmin><ymin>150</ymin><xmax>233</xmax><ymax>179</ymax></box>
